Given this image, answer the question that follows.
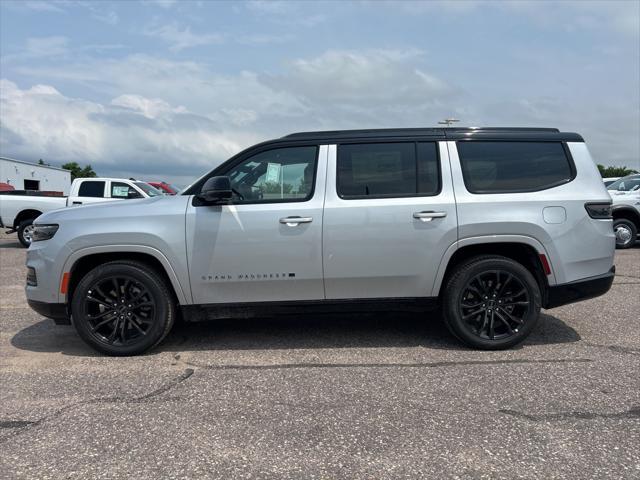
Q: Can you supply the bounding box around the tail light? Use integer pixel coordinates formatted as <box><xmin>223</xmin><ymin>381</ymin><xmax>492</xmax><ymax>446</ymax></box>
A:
<box><xmin>585</xmin><ymin>203</ymin><xmax>612</xmax><ymax>219</ymax></box>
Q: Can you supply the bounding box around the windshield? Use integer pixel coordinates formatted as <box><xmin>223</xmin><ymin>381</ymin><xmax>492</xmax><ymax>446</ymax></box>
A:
<box><xmin>134</xmin><ymin>182</ymin><xmax>163</xmax><ymax>197</ymax></box>
<box><xmin>607</xmin><ymin>176</ymin><xmax>640</xmax><ymax>192</ymax></box>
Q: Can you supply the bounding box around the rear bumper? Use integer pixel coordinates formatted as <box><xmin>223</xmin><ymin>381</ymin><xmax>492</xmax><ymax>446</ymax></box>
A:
<box><xmin>27</xmin><ymin>299</ymin><xmax>71</xmax><ymax>325</ymax></box>
<box><xmin>544</xmin><ymin>266</ymin><xmax>615</xmax><ymax>309</ymax></box>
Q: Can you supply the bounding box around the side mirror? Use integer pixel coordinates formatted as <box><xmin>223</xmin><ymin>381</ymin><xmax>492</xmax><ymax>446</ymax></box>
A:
<box><xmin>197</xmin><ymin>176</ymin><xmax>232</xmax><ymax>204</ymax></box>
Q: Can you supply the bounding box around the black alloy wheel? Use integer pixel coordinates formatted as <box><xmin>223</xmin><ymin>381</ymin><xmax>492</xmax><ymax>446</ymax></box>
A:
<box><xmin>71</xmin><ymin>261</ymin><xmax>175</xmax><ymax>356</ymax></box>
<box><xmin>443</xmin><ymin>255</ymin><xmax>541</xmax><ymax>350</ymax></box>
<box><xmin>459</xmin><ymin>270</ymin><xmax>529</xmax><ymax>341</ymax></box>
<box><xmin>83</xmin><ymin>275</ymin><xmax>156</xmax><ymax>346</ymax></box>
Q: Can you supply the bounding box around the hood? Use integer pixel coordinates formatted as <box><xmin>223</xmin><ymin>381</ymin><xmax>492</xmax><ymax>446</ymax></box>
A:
<box><xmin>36</xmin><ymin>195</ymin><xmax>188</xmax><ymax>224</ymax></box>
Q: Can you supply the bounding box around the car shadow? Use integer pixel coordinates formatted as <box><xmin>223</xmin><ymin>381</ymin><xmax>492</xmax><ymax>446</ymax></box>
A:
<box><xmin>10</xmin><ymin>311</ymin><xmax>580</xmax><ymax>357</ymax></box>
<box><xmin>0</xmin><ymin>240</ymin><xmax>22</xmax><ymax>249</ymax></box>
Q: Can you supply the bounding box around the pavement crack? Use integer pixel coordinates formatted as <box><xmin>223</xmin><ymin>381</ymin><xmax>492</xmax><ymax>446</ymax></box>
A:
<box><xmin>0</xmin><ymin>368</ymin><xmax>195</xmax><ymax>443</ymax></box>
<box><xmin>582</xmin><ymin>342</ymin><xmax>640</xmax><ymax>356</ymax></box>
<box><xmin>185</xmin><ymin>358</ymin><xmax>592</xmax><ymax>371</ymax></box>
<box><xmin>135</xmin><ymin>368</ymin><xmax>194</xmax><ymax>401</ymax></box>
<box><xmin>0</xmin><ymin>420</ymin><xmax>38</xmax><ymax>429</ymax></box>
<box><xmin>500</xmin><ymin>406</ymin><xmax>640</xmax><ymax>422</ymax></box>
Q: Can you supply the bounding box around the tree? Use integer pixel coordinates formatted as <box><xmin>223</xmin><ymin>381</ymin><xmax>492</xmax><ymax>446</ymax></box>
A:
<box><xmin>37</xmin><ymin>159</ymin><xmax>45</xmax><ymax>165</ymax></box>
<box><xmin>61</xmin><ymin>162</ymin><xmax>97</xmax><ymax>181</ymax></box>
<box><xmin>597</xmin><ymin>164</ymin><xmax>638</xmax><ymax>178</ymax></box>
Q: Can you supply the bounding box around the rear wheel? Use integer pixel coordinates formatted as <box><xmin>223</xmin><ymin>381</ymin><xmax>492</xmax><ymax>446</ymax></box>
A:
<box><xmin>70</xmin><ymin>261</ymin><xmax>175</xmax><ymax>356</ymax></box>
<box><xmin>613</xmin><ymin>218</ymin><xmax>637</xmax><ymax>249</ymax></box>
<box><xmin>442</xmin><ymin>256</ymin><xmax>541</xmax><ymax>350</ymax></box>
<box><xmin>17</xmin><ymin>219</ymin><xmax>36</xmax><ymax>248</ymax></box>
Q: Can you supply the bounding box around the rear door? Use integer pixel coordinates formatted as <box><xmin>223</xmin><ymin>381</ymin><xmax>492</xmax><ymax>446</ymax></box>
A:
<box><xmin>322</xmin><ymin>141</ymin><xmax>457</xmax><ymax>299</ymax></box>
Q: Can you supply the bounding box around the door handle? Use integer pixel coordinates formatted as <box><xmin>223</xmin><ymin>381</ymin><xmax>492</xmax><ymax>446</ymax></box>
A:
<box><xmin>72</xmin><ymin>201</ymin><xmax>83</xmax><ymax>205</ymax></box>
<box><xmin>279</xmin><ymin>216</ymin><xmax>313</xmax><ymax>226</ymax></box>
<box><xmin>413</xmin><ymin>211</ymin><xmax>447</xmax><ymax>222</ymax></box>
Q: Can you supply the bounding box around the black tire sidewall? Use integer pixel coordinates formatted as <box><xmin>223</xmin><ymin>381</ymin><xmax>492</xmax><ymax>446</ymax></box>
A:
<box><xmin>71</xmin><ymin>263</ymin><xmax>172</xmax><ymax>356</ymax></box>
<box><xmin>613</xmin><ymin>218</ymin><xmax>637</xmax><ymax>249</ymax></box>
<box><xmin>443</xmin><ymin>257</ymin><xmax>541</xmax><ymax>350</ymax></box>
<box><xmin>17</xmin><ymin>219</ymin><xmax>34</xmax><ymax>248</ymax></box>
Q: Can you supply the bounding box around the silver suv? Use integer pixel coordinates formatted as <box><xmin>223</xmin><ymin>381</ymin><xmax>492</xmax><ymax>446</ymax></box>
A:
<box><xmin>25</xmin><ymin>128</ymin><xmax>615</xmax><ymax>355</ymax></box>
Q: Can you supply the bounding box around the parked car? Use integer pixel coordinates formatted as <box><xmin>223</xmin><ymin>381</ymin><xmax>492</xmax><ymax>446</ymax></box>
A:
<box><xmin>148</xmin><ymin>181</ymin><xmax>180</xmax><ymax>195</ymax></box>
<box><xmin>608</xmin><ymin>174</ymin><xmax>640</xmax><ymax>248</ymax></box>
<box><xmin>25</xmin><ymin>127</ymin><xmax>615</xmax><ymax>356</ymax></box>
<box><xmin>0</xmin><ymin>182</ymin><xmax>15</xmax><ymax>192</ymax></box>
<box><xmin>0</xmin><ymin>177</ymin><xmax>161</xmax><ymax>247</ymax></box>
<box><xmin>603</xmin><ymin>177</ymin><xmax>620</xmax><ymax>187</ymax></box>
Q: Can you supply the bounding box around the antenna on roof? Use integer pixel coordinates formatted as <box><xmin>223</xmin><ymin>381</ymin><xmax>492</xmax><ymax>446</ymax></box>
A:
<box><xmin>438</xmin><ymin>118</ymin><xmax>460</xmax><ymax>127</ymax></box>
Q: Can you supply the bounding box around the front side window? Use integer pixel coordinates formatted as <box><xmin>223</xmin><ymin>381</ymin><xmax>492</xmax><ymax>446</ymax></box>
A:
<box><xmin>457</xmin><ymin>141</ymin><xmax>574</xmax><ymax>193</ymax></box>
<box><xmin>224</xmin><ymin>146</ymin><xmax>318</xmax><ymax>203</ymax></box>
<box><xmin>337</xmin><ymin>142</ymin><xmax>440</xmax><ymax>198</ymax></box>
<box><xmin>78</xmin><ymin>181</ymin><xmax>105</xmax><ymax>198</ymax></box>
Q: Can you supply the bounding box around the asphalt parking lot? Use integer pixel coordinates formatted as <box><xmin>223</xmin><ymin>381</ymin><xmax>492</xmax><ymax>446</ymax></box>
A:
<box><xmin>1</xmin><ymin>232</ymin><xmax>639</xmax><ymax>479</ymax></box>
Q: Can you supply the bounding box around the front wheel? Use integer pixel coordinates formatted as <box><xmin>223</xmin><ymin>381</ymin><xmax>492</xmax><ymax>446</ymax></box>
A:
<box><xmin>442</xmin><ymin>256</ymin><xmax>541</xmax><ymax>350</ymax></box>
<box><xmin>613</xmin><ymin>218</ymin><xmax>637</xmax><ymax>249</ymax></box>
<box><xmin>71</xmin><ymin>261</ymin><xmax>176</xmax><ymax>356</ymax></box>
<box><xmin>17</xmin><ymin>219</ymin><xmax>36</xmax><ymax>248</ymax></box>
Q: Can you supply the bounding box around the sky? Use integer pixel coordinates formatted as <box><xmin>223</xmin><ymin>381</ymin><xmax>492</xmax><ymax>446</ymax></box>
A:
<box><xmin>1</xmin><ymin>0</ymin><xmax>639</xmax><ymax>186</ymax></box>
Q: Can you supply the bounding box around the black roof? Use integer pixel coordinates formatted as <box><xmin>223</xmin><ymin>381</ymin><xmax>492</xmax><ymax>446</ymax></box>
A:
<box><xmin>282</xmin><ymin>127</ymin><xmax>583</xmax><ymax>142</ymax></box>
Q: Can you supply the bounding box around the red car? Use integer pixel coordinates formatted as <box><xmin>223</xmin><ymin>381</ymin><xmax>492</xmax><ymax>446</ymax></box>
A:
<box><xmin>147</xmin><ymin>181</ymin><xmax>180</xmax><ymax>195</ymax></box>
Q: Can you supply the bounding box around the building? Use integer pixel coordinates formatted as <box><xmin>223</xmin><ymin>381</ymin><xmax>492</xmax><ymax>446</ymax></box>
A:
<box><xmin>0</xmin><ymin>157</ymin><xmax>71</xmax><ymax>195</ymax></box>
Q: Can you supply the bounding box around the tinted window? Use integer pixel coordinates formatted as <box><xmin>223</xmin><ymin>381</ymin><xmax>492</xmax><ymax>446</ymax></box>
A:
<box><xmin>457</xmin><ymin>142</ymin><xmax>573</xmax><ymax>193</ymax></box>
<box><xmin>337</xmin><ymin>142</ymin><xmax>440</xmax><ymax>198</ymax></box>
<box><xmin>78</xmin><ymin>181</ymin><xmax>105</xmax><ymax>198</ymax></box>
<box><xmin>224</xmin><ymin>146</ymin><xmax>318</xmax><ymax>203</ymax></box>
<box><xmin>607</xmin><ymin>176</ymin><xmax>640</xmax><ymax>192</ymax></box>
<box><xmin>134</xmin><ymin>182</ymin><xmax>162</xmax><ymax>197</ymax></box>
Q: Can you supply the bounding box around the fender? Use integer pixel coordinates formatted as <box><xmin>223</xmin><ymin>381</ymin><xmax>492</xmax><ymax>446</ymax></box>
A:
<box><xmin>59</xmin><ymin>244</ymin><xmax>189</xmax><ymax>305</ymax></box>
<box><xmin>430</xmin><ymin>234</ymin><xmax>556</xmax><ymax>297</ymax></box>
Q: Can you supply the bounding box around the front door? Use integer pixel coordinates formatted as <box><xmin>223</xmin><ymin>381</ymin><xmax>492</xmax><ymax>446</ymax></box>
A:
<box><xmin>322</xmin><ymin>141</ymin><xmax>458</xmax><ymax>299</ymax></box>
<box><xmin>186</xmin><ymin>145</ymin><xmax>327</xmax><ymax>304</ymax></box>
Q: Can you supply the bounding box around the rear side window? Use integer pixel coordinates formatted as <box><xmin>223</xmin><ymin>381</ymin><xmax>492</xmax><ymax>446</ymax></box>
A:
<box><xmin>457</xmin><ymin>141</ymin><xmax>574</xmax><ymax>193</ymax></box>
<box><xmin>337</xmin><ymin>142</ymin><xmax>440</xmax><ymax>198</ymax></box>
<box><xmin>77</xmin><ymin>181</ymin><xmax>105</xmax><ymax>198</ymax></box>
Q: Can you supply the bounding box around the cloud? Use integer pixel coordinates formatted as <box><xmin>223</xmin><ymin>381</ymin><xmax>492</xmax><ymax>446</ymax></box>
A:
<box><xmin>141</xmin><ymin>0</ymin><xmax>179</xmax><ymax>9</ymax></box>
<box><xmin>24</xmin><ymin>36</ymin><xmax>69</xmax><ymax>58</ymax></box>
<box><xmin>21</xmin><ymin>1</ymin><xmax>65</xmax><ymax>13</ymax></box>
<box><xmin>143</xmin><ymin>23</ymin><xmax>225</xmax><ymax>52</ymax></box>
<box><xmin>1</xmin><ymin>45</ymin><xmax>638</xmax><ymax>183</ymax></box>
<box><xmin>0</xmin><ymin>79</ymin><xmax>248</xmax><ymax>182</ymax></box>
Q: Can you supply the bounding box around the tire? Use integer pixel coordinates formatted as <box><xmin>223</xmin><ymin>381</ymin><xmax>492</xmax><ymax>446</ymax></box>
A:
<box><xmin>17</xmin><ymin>219</ymin><xmax>36</xmax><ymax>248</ymax></box>
<box><xmin>70</xmin><ymin>261</ymin><xmax>176</xmax><ymax>356</ymax></box>
<box><xmin>442</xmin><ymin>255</ymin><xmax>541</xmax><ymax>350</ymax></box>
<box><xmin>613</xmin><ymin>218</ymin><xmax>637</xmax><ymax>249</ymax></box>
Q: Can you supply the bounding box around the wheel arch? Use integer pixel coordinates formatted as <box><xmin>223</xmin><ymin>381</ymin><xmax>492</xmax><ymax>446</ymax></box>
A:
<box><xmin>432</xmin><ymin>236</ymin><xmax>553</xmax><ymax>298</ymax></box>
<box><xmin>62</xmin><ymin>246</ymin><xmax>189</xmax><ymax>306</ymax></box>
<box><xmin>14</xmin><ymin>209</ymin><xmax>43</xmax><ymax>228</ymax></box>
<box><xmin>612</xmin><ymin>205</ymin><xmax>640</xmax><ymax>228</ymax></box>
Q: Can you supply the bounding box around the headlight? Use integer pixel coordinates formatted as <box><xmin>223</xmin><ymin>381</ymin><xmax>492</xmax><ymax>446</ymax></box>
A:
<box><xmin>31</xmin><ymin>224</ymin><xmax>59</xmax><ymax>242</ymax></box>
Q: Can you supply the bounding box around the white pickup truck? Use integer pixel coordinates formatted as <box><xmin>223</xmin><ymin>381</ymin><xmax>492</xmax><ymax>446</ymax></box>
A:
<box><xmin>0</xmin><ymin>177</ymin><xmax>161</xmax><ymax>247</ymax></box>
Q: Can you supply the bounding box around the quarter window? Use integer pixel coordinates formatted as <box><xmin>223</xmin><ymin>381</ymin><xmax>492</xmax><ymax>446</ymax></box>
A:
<box><xmin>224</xmin><ymin>146</ymin><xmax>318</xmax><ymax>203</ymax></box>
<box><xmin>337</xmin><ymin>142</ymin><xmax>440</xmax><ymax>198</ymax></box>
<box><xmin>77</xmin><ymin>181</ymin><xmax>105</xmax><ymax>198</ymax></box>
<box><xmin>457</xmin><ymin>141</ymin><xmax>574</xmax><ymax>193</ymax></box>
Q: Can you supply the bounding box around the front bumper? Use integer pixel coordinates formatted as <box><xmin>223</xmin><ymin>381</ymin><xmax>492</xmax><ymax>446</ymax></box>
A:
<box><xmin>544</xmin><ymin>266</ymin><xmax>615</xmax><ymax>309</ymax></box>
<box><xmin>27</xmin><ymin>299</ymin><xmax>71</xmax><ymax>325</ymax></box>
